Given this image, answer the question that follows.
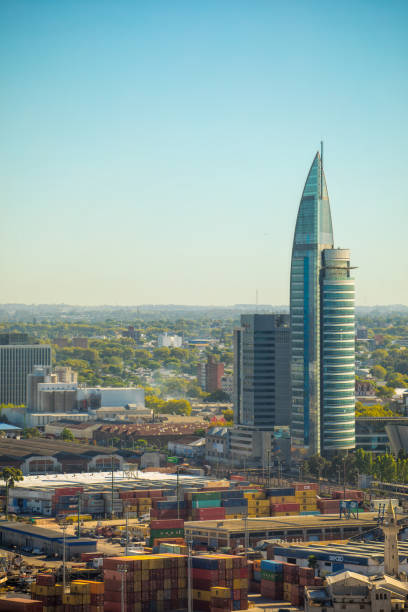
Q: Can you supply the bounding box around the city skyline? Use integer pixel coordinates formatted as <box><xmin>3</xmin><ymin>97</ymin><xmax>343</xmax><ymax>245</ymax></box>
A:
<box><xmin>2</xmin><ymin>1</ymin><xmax>407</xmax><ymax>306</ymax></box>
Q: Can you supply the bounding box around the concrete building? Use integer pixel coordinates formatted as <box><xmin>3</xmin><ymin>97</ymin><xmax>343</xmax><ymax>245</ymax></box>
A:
<box><xmin>305</xmin><ymin>572</ymin><xmax>408</xmax><ymax>612</ymax></box>
<box><xmin>184</xmin><ymin>513</ymin><xmax>378</xmax><ymax>550</ymax></box>
<box><xmin>77</xmin><ymin>387</ymin><xmax>145</xmax><ymax>409</ymax></box>
<box><xmin>37</xmin><ymin>383</ymin><xmax>78</xmax><ymax>413</ymax></box>
<box><xmin>205</xmin><ymin>355</ymin><xmax>224</xmax><ymax>393</ymax></box>
<box><xmin>230</xmin><ymin>313</ymin><xmax>290</xmax><ymax>466</ymax></box>
<box><xmin>205</xmin><ymin>426</ymin><xmax>230</xmax><ymax>465</ymax></box>
<box><xmin>290</xmin><ymin>150</ymin><xmax>355</xmax><ymax>455</ymax></box>
<box><xmin>167</xmin><ymin>438</ymin><xmax>205</xmax><ymax>460</ymax></box>
<box><xmin>233</xmin><ymin>314</ymin><xmax>290</xmax><ymax>429</ymax></box>
<box><xmin>0</xmin><ymin>438</ymin><xmax>125</xmax><ymax>475</ymax></box>
<box><xmin>44</xmin><ymin>420</ymin><xmax>102</xmax><ymax>440</ymax></box>
<box><xmin>157</xmin><ymin>332</ymin><xmax>183</xmax><ymax>348</ymax></box>
<box><xmin>0</xmin><ymin>343</ymin><xmax>52</xmax><ymax>406</ymax></box>
<box><xmin>221</xmin><ymin>374</ymin><xmax>233</xmax><ymax>398</ymax></box>
<box><xmin>0</xmin><ymin>522</ymin><xmax>96</xmax><ymax>560</ymax></box>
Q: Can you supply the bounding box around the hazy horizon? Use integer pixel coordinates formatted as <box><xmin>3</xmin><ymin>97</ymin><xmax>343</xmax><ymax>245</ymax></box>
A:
<box><xmin>2</xmin><ymin>1</ymin><xmax>407</xmax><ymax>306</ymax></box>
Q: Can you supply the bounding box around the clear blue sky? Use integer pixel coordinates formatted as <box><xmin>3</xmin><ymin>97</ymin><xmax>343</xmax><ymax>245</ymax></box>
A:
<box><xmin>1</xmin><ymin>0</ymin><xmax>407</xmax><ymax>306</ymax></box>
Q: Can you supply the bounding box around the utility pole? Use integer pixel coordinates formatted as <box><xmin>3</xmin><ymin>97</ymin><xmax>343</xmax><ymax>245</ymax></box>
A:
<box><xmin>176</xmin><ymin>465</ymin><xmax>180</xmax><ymax>520</ymax></box>
<box><xmin>61</xmin><ymin>522</ymin><xmax>67</xmax><ymax>593</ymax></box>
<box><xmin>125</xmin><ymin>504</ymin><xmax>129</xmax><ymax>556</ymax></box>
<box><xmin>111</xmin><ymin>455</ymin><xmax>115</xmax><ymax>519</ymax></box>
<box><xmin>244</xmin><ymin>512</ymin><xmax>249</xmax><ymax>558</ymax></box>
<box><xmin>267</xmin><ymin>450</ymin><xmax>271</xmax><ymax>488</ymax></box>
<box><xmin>343</xmin><ymin>455</ymin><xmax>347</xmax><ymax>501</ymax></box>
<box><xmin>187</xmin><ymin>539</ymin><xmax>193</xmax><ymax>612</ymax></box>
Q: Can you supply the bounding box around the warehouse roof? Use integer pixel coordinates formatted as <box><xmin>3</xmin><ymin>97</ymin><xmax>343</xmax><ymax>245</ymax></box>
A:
<box><xmin>271</xmin><ymin>539</ymin><xmax>408</xmax><ymax>566</ymax></box>
<box><xmin>0</xmin><ymin>438</ymin><xmax>116</xmax><ymax>459</ymax></box>
<box><xmin>0</xmin><ymin>521</ymin><xmax>97</xmax><ymax>545</ymax></box>
<box><xmin>184</xmin><ymin>513</ymin><xmax>379</xmax><ymax>533</ymax></box>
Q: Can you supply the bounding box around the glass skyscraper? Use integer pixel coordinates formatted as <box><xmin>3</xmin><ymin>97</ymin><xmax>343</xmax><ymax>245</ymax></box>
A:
<box><xmin>290</xmin><ymin>151</ymin><xmax>355</xmax><ymax>455</ymax></box>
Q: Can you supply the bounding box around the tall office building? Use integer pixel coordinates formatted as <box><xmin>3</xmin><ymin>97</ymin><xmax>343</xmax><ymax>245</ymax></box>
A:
<box><xmin>233</xmin><ymin>314</ymin><xmax>291</xmax><ymax>428</ymax></box>
<box><xmin>290</xmin><ymin>151</ymin><xmax>355</xmax><ymax>455</ymax></box>
<box><xmin>231</xmin><ymin>314</ymin><xmax>291</xmax><ymax>465</ymax></box>
<box><xmin>0</xmin><ymin>343</ymin><xmax>52</xmax><ymax>406</ymax></box>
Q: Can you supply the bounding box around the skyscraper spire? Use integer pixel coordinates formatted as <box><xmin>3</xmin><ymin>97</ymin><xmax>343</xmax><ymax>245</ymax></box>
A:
<box><xmin>290</xmin><ymin>149</ymin><xmax>355</xmax><ymax>455</ymax></box>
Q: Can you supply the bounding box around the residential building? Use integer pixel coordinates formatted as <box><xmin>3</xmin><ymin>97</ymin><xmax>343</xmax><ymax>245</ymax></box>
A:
<box><xmin>0</xmin><ymin>342</ymin><xmax>52</xmax><ymax>405</ymax></box>
<box><xmin>205</xmin><ymin>355</ymin><xmax>224</xmax><ymax>393</ymax></box>
<box><xmin>221</xmin><ymin>374</ymin><xmax>233</xmax><ymax>398</ymax></box>
<box><xmin>157</xmin><ymin>332</ymin><xmax>183</xmax><ymax>348</ymax></box>
<box><xmin>205</xmin><ymin>426</ymin><xmax>230</xmax><ymax>465</ymax></box>
<box><xmin>72</xmin><ymin>337</ymin><xmax>89</xmax><ymax>348</ymax></box>
<box><xmin>290</xmin><ymin>150</ymin><xmax>355</xmax><ymax>455</ymax></box>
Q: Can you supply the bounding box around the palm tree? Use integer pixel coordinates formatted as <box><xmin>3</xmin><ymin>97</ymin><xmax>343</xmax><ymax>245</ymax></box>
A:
<box><xmin>1</xmin><ymin>468</ymin><xmax>24</xmax><ymax>520</ymax></box>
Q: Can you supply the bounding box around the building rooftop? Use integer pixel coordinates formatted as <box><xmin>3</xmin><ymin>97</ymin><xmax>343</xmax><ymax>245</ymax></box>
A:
<box><xmin>184</xmin><ymin>513</ymin><xmax>379</xmax><ymax>533</ymax></box>
<box><xmin>0</xmin><ymin>438</ymin><xmax>115</xmax><ymax>459</ymax></box>
<box><xmin>271</xmin><ymin>537</ymin><xmax>408</xmax><ymax>566</ymax></box>
<box><xmin>0</xmin><ymin>423</ymin><xmax>21</xmax><ymax>431</ymax></box>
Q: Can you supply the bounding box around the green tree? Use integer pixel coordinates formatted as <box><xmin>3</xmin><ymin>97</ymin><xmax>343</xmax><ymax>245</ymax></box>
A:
<box><xmin>304</xmin><ymin>454</ymin><xmax>329</xmax><ymax>479</ymax></box>
<box><xmin>22</xmin><ymin>427</ymin><xmax>40</xmax><ymax>439</ymax></box>
<box><xmin>204</xmin><ymin>389</ymin><xmax>230</xmax><ymax>403</ymax></box>
<box><xmin>376</xmin><ymin>385</ymin><xmax>395</xmax><ymax>399</ymax></box>
<box><xmin>60</xmin><ymin>428</ymin><xmax>74</xmax><ymax>441</ymax></box>
<box><xmin>1</xmin><ymin>467</ymin><xmax>23</xmax><ymax>519</ymax></box>
<box><xmin>371</xmin><ymin>365</ymin><xmax>387</xmax><ymax>379</ymax></box>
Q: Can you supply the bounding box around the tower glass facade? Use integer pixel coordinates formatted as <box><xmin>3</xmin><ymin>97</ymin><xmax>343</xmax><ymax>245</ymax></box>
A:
<box><xmin>321</xmin><ymin>249</ymin><xmax>355</xmax><ymax>450</ymax></box>
<box><xmin>290</xmin><ymin>152</ymin><xmax>355</xmax><ymax>454</ymax></box>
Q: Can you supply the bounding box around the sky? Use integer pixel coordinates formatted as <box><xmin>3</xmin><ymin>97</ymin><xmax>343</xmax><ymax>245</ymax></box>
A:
<box><xmin>1</xmin><ymin>0</ymin><xmax>407</xmax><ymax>306</ymax></box>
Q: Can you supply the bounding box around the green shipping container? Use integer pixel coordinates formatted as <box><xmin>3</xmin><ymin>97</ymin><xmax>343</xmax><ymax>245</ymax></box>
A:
<box><xmin>191</xmin><ymin>492</ymin><xmax>221</xmax><ymax>501</ymax></box>
<box><xmin>192</xmin><ymin>499</ymin><xmax>222</xmax><ymax>509</ymax></box>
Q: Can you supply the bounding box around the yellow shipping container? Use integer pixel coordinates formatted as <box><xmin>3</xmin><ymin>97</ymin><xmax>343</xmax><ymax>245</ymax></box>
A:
<box><xmin>193</xmin><ymin>590</ymin><xmax>211</xmax><ymax>601</ymax></box>
<box><xmin>211</xmin><ymin>587</ymin><xmax>231</xmax><ymax>598</ymax></box>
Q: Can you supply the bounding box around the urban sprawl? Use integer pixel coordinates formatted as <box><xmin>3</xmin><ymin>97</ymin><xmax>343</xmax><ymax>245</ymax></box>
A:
<box><xmin>0</xmin><ymin>152</ymin><xmax>408</xmax><ymax>611</ymax></box>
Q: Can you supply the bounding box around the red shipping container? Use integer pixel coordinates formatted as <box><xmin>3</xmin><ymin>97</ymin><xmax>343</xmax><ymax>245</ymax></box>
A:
<box><xmin>150</xmin><ymin>519</ymin><xmax>184</xmax><ymax>529</ymax></box>
<box><xmin>270</xmin><ymin>503</ymin><xmax>300</xmax><ymax>512</ymax></box>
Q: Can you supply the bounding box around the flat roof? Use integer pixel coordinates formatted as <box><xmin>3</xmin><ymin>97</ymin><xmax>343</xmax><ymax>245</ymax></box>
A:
<box><xmin>11</xmin><ymin>469</ymin><xmax>214</xmax><ymax>492</ymax></box>
<box><xmin>184</xmin><ymin>513</ymin><xmax>379</xmax><ymax>534</ymax></box>
<box><xmin>0</xmin><ymin>438</ymin><xmax>115</xmax><ymax>459</ymax></box>
<box><xmin>0</xmin><ymin>521</ymin><xmax>96</xmax><ymax>544</ymax></box>
<box><xmin>271</xmin><ymin>539</ymin><xmax>408</xmax><ymax>566</ymax></box>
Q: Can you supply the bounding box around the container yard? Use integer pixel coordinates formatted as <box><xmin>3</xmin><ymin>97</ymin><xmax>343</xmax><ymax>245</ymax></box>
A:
<box><xmin>0</xmin><ymin>474</ymin><xmax>397</xmax><ymax>611</ymax></box>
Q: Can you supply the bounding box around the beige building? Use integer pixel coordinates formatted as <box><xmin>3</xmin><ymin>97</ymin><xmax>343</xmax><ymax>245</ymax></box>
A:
<box><xmin>305</xmin><ymin>572</ymin><xmax>408</xmax><ymax>612</ymax></box>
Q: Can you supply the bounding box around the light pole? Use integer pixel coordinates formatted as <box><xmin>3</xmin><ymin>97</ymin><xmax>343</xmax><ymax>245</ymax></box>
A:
<box><xmin>187</xmin><ymin>539</ymin><xmax>193</xmax><ymax>612</ymax></box>
<box><xmin>61</xmin><ymin>521</ymin><xmax>68</xmax><ymax>593</ymax></box>
<box><xmin>117</xmin><ymin>564</ymin><xmax>127</xmax><ymax>612</ymax></box>
<box><xmin>125</xmin><ymin>504</ymin><xmax>129</xmax><ymax>556</ymax></box>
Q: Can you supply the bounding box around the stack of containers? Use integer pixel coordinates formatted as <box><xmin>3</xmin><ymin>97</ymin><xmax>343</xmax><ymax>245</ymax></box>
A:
<box><xmin>222</xmin><ymin>493</ymin><xmax>248</xmax><ymax>519</ymax></box>
<box><xmin>260</xmin><ymin>560</ymin><xmax>283</xmax><ymax>600</ymax></box>
<box><xmin>190</xmin><ymin>491</ymin><xmax>224</xmax><ymax>521</ymax></box>
<box><xmin>52</xmin><ymin>486</ymin><xmax>84</xmax><ymax>517</ymax></box>
<box><xmin>283</xmin><ymin>563</ymin><xmax>298</xmax><ymax>601</ymax></box>
<box><xmin>251</xmin><ymin>560</ymin><xmax>261</xmax><ymax>591</ymax></box>
<box><xmin>293</xmin><ymin>483</ymin><xmax>318</xmax><ymax>513</ymax></box>
<box><xmin>149</xmin><ymin>518</ymin><xmax>184</xmax><ymax>546</ymax></box>
<box><xmin>210</xmin><ymin>586</ymin><xmax>232</xmax><ymax>612</ymax></box>
<box><xmin>150</xmin><ymin>499</ymin><xmax>187</xmax><ymax>520</ymax></box>
<box><xmin>192</xmin><ymin>554</ymin><xmax>248</xmax><ymax>611</ymax></box>
<box><xmin>244</xmin><ymin>491</ymin><xmax>270</xmax><ymax>517</ymax></box>
<box><xmin>30</xmin><ymin>573</ymin><xmax>63</xmax><ymax>610</ymax></box>
<box><xmin>267</xmin><ymin>487</ymin><xmax>299</xmax><ymax>516</ymax></box>
<box><xmin>62</xmin><ymin>580</ymin><xmax>104</xmax><ymax>612</ymax></box>
<box><xmin>317</xmin><ymin>498</ymin><xmax>340</xmax><ymax>514</ymax></box>
<box><xmin>103</xmin><ymin>554</ymin><xmax>187</xmax><ymax>612</ymax></box>
<box><xmin>270</xmin><ymin>502</ymin><xmax>300</xmax><ymax>516</ymax></box>
<box><xmin>332</xmin><ymin>489</ymin><xmax>364</xmax><ymax>502</ymax></box>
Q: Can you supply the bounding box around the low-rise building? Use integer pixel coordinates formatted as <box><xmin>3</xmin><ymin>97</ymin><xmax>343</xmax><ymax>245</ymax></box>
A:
<box><xmin>167</xmin><ymin>437</ymin><xmax>205</xmax><ymax>459</ymax></box>
<box><xmin>157</xmin><ymin>333</ymin><xmax>183</xmax><ymax>348</ymax></box>
<box><xmin>205</xmin><ymin>426</ymin><xmax>230</xmax><ymax>465</ymax></box>
<box><xmin>305</xmin><ymin>572</ymin><xmax>408</xmax><ymax>612</ymax></box>
<box><xmin>0</xmin><ymin>522</ymin><xmax>96</xmax><ymax>559</ymax></box>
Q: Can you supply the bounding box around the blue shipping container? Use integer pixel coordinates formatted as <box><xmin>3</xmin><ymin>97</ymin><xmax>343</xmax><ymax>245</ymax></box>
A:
<box><xmin>223</xmin><ymin>498</ymin><xmax>248</xmax><ymax>507</ymax></box>
<box><xmin>266</xmin><ymin>488</ymin><xmax>295</xmax><ymax>497</ymax></box>
<box><xmin>191</xmin><ymin>556</ymin><xmax>220</xmax><ymax>570</ymax></box>
<box><xmin>261</xmin><ymin>560</ymin><xmax>283</xmax><ymax>572</ymax></box>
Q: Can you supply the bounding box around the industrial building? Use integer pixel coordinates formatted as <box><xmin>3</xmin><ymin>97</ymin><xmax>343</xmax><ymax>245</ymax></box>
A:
<box><xmin>270</xmin><ymin>539</ymin><xmax>408</xmax><ymax>577</ymax></box>
<box><xmin>0</xmin><ymin>522</ymin><xmax>96</xmax><ymax>560</ymax></box>
<box><xmin>0</xmin><ymin>438</ymin><xmax>126</xmax><ymax>475</ymax></box>
<box><xmin>184</xmin><ymin>513</ymin><xmax>379</xmax><ymax>549</ymax></box>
